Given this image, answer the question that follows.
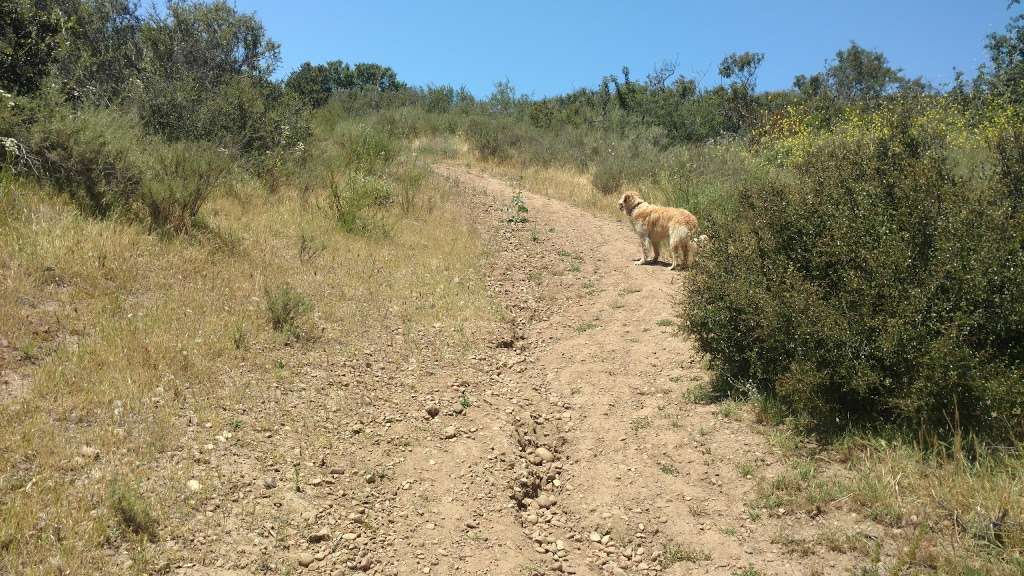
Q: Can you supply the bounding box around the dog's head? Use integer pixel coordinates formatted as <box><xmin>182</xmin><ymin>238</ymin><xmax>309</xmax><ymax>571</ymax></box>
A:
<box><xmin>617</xmin><ymin>191</ymin><xmax>644</xmax><ymax>214</ymax></box>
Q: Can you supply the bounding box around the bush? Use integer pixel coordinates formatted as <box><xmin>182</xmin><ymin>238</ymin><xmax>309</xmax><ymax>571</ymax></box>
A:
<box><xmin>326</xmin><ymin>173</ymin><xmax>393</xmax><ymax>237</ymax></box>
<box><xmin>140</xmin><ymin>141</ymin><xmax>231</xmax><ymax>234</ymax></box>
<box><xmin>338</xmin><ymin>126</ymin><xmax>396</xmax><ymax>176</ymax></box>
<box><xmin>591</xmin><ymin>154</ymin><xmax>627</xmax><ymax>194</ymax></box>
<box><xmin>463</xmin><ymin>116</ymin><xmax>527</xmax><ymax>162</ymax></box>
<box><xmin>687</xmin><ymin>116</ymin><xmax>1024</xmax><ymax>440</ymax></box>
<box><xmin>264</xmin><ymin>283</ymin><xmax>313</xmax><ymax>342</ymax></box>
<box><xmin>29</xmin><ymin>107</ymin><xmax>145</xmax><ymax>217</ymax></box>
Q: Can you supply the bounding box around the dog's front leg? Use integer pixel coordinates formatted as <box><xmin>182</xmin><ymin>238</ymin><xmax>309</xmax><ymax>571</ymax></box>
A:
<box><xmin>635</xmin><ymin>235</ymin><xmax>653</xmax><ymax>265</ymax></box>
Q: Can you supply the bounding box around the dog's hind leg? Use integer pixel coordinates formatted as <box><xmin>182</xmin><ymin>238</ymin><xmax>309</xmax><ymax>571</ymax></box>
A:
<box><xmin>669</xmin><ymin>226</ymin><xmax>691</xmax><ymax>271</ymax></box>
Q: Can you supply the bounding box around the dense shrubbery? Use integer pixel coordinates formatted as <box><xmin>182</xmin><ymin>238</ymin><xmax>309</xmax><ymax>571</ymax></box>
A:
<box><xmin>688</xmin><ymin>110</ymin><xmax>1024</xmax><ymax>439</ymax></box>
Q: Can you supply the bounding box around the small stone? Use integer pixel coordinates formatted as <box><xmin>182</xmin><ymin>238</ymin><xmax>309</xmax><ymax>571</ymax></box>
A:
<box><xmin>262</xmin><ymin>477</ymin><xmax>277</xmax><ymax>489</ymax></box>
<box><xmin>356</xmin><ymin>557</ymin><xmax>373</xmax><ymax>571</ymax></box>
<box><xmin>308</xmin><ymin>528</ymin><xmax>331</xmax><ymax>543</ymax></box>
<box><xmin>536</xmin><ymin>494</ymin><xmax>557</xmax><ymax>508</ymax></box>
<box><xmin>589</xmin><ymin>532</ymin><xmax>602</xmax><ymax>542</ymax></box>
<box><xmin>425</xmin><ymin>406</ymin><xmax>440</xmax><ymax>419</ymax></box>
<box><xmin>442</xmin><ymin>425</ymin><xmax>458</xmax><ymax>440</ymax></box>
<box><xmin>342</xmin><ymin>532</ymin><xmax>358</xmax><ymax>540</ymax></box>
<box><xmin>534</xmin><ymin>447</ymin><xmax>555</xmax><ymax>462</ymax></box>
<box><xmin>297</xmin><ymin>553</ymin><xmax>315</xmax><ymax>568</ymax></box>
<box><xmin>187</xmin><ymin>479</ymin><xmax>201</xmax><ymax>492</ymax></box>
<box><xmin>79</xmin><ymin>446</ymin><xmax>100</xmax><ymax>460</ymax></box>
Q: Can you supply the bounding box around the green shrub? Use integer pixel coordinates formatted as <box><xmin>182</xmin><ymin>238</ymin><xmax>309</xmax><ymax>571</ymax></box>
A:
<box><xmin>107</xmin><ymin>478</ymin><xmax>158</xmax><ymax>542</ymax></box>
<box><xmin>29</xmin><ymin>107</ymin><xmax>145</xmax><ymax>217</ymax></box>
<box><xmin>463</xmin><ymin>116</ymin><xmax>527</xmax><ymax>162</ymax></box>
<box><xmin>591</xmin><ymin>154</ymin><xmax>627</xmax><ymax>194</ymax></box>
<box><xmin>687</xmin><ymin>116</ymin><xmax>1024</xmax><ymax>440</ymax></box>
<box><xmin>326</xmin><ymin>173</ymin><xmax>393</xmax><ymax>237</ymax></box>
<box><xmin>339</xmin><ymin>126</ymin><xmax>396</xmax><ymax>176</ymax></box>
<box><xmin>140</xmin><ymin>141</ymin><xmax>231</xmax><ymax>234</ymax></box>
<box><xmin>264</xmin><ymin>283</ymin><xmax>313</xmax><ymax>342</ymax></box>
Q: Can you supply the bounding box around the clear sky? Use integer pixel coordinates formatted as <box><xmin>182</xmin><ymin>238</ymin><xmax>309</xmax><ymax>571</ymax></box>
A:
<box><xmin>232</xmin><ymin>0</ymin><xmax>1017</xmax><ymax>98</ymax></box>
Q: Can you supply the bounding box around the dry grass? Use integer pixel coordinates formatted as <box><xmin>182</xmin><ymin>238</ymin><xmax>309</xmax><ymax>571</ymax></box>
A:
<box><xmin>746</xmin><ymin>431</ymin><xmax>1024</xmax><ymax>574</ymax></box>
<box><xmin>0</xmin><ymin>151</ymin><xmax>493</xmax><ymax>574</ymax></box>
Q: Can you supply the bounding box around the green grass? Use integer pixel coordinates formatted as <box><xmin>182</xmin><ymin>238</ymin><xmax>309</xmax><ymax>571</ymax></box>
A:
<box><xmin>659</xmin><ymin>542</ymin><xmax>712</xmax><ymax>568</ymax></box>
<box><xmin>107</xmin><ymin>479</ymin><xmax>159</xmax><ymax>542</ymax></box>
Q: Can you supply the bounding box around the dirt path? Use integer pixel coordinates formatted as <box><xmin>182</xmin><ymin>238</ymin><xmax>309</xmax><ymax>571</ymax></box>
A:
<box><xmin>168</xmin><ymin>164</ymin><xmax>866</xmax><ymax>576</ymax></box>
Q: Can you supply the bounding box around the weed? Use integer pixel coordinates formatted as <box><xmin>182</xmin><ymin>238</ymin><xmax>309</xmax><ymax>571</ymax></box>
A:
<box><xmin>630</xmin><ymin>416</ymin><xmax>651</xmax><ymax>432</ymax></box>
<box><xmin>298</xmin><ymin>231</ymin><xmax>325</xmax><ymax>262</ymax></box>
<box><xmin>264</xmin><ymin>283</ymin><xmax>313</xmax><ymax>342</ymax></box>
<box><xmin>659</xmin><ymin>463</ymin><xmax>679</xmax><ymax>476</ymax></box>
<box><xmin>108</xmin><ymin>479</ymin><xmax>159</xmax><ymax>542</ymax></box>
<box><xmin>460</xmin><ymin>390</ymin><xmax>471</xmax><ymax>410</ymax></box>
<box><xmin>736</xmin><ymin>461</ymin><xmax>756</xmax><ymax>477</ymax></box>
<box><xmin>771</xmin><ymin>530</ymin><xmax>815</xmax><ymax>557</ymax></box>
<box><xmin>230</xmin><ymin>321</ymin><xmax>249</xmax><ymax>351</ymax></box>
<box><xmin>682</xmin><ymin>382</ymin><xmax>715</xmax><ymax>404</ymax></box>
<box><xmin>575</xmin><ymin>321</ymin><xmax>597</xmax><ymax>333</ymax></box>
<box><xmin>656</xmin><ymin>318</ymin><xmax>675</xmax><ymax>327</ymax></box>
<box><xmin>717</xmin><ymin>399</ymin><xmax>743</xmax><ymax>420</ymax></box>
<box><xmin>659</xmin><ymin>542</ymin><xmax>711</xmax><ymax>567</ymax></box>
<box><xmin>507</xmin><ymin>193</ymin><xmax>529</xmax><ymax>223</ymax></box>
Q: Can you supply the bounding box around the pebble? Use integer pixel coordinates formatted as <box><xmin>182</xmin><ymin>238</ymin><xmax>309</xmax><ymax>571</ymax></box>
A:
<box><xmin>534</xmin><ymin>447</ymin><xmax>555</xmax><ymax>462</ymax></box>
<box><xmin>536</xmin><ymin>494</ymin><xmax>557</xmax><ymax>508</ymax></box>
<box><xmin>79</xmin><ymin>446</ymin><xmax>100</xmax><ymax>460</ymax></box>
<box><xmin>297</xmin><ymin>553</ymin><xmax>315</xmax><ymax>568</ymax></box>
<box><xmin>425</xmin><ymin>405</ymin><xmax>440</xmax><ymax>419</ymax></box>
<box><xmin>187</xmin><ymin>479</ymin><xmax>202</xmax><ymax>492</ymax></box>
<box><xmin>442</xmin><ymin>425</ymin><xmax>458</xmax><ymax>439</ymax></box>
<box><xmin>308</xmin><ymin>528</ymin><xmax>331</xmax><ymax>543</ymax></box>
<box><xmin>263</xmin><ymin>477</ymin><xmax>277</xmax><ymax>489</ymax></box>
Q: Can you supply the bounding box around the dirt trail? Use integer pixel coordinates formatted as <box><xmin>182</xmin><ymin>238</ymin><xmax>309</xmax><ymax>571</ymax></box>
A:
<box><xmin>168</xmin><ymin>164</ymin><xmax>866</xmax><ymax>576</ymax></box>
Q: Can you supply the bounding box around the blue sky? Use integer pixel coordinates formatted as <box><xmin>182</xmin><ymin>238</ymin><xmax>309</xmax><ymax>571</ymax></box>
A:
<box><xmin>233</xmin><ymin>0</ymin><xmax>1017</xmax><ymax>98</ymax></box>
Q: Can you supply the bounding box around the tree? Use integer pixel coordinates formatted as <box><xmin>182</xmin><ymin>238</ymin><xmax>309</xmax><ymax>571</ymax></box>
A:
<box><xmin>351</xmin><ymin>63</ymin><xmax>401</xmax><ymax>92</ymax></box>
<box><xmin>795</xmin><ymin>42</ymin><xmax>908</xmax><ymax>102</ymax></box>
<box><xmin>985</xmin><ymin>12</ymin><xmax>1024</xmax><ymax>101</ymax></box>
<box><xmin>719</xmin><ymin>52</ymin><xmax>764</xmax><ymax>92</ymax></box>
<box><xmin>57</xmin><ymin>0</ymin><xmax>144</xmax><ymax>103</ymax></box>
<box><xmin>0</xmin><ymin>1</ymin><xmax>68</xmax><ymax>94</ymax></box>
<box><xmin>285</xmin><ymin>60</ymin><xmax>354</xmax><ymax>107</ymax></box>
<box><xmin>139</xmin><ymin>0</ymin><xmax>281</xmax><ymax>89</ymax></box>
<box><xmin>719</xmin><ymin>52</ymin><xmax>765</xmax><ymax>132</ymax></box>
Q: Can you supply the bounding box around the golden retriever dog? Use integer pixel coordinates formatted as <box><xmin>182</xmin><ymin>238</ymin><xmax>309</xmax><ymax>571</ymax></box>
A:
<box><xmin>617</xmin><ymin>191</ymin><xmax>699</xmax><ymax>270</ymax></box>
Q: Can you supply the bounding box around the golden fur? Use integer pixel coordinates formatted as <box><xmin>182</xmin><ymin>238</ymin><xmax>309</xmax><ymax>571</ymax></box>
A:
<box><xmin>617</xmin><ymin>191</ymin><xmax>700</xmax><ymax>270</ymax></box>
